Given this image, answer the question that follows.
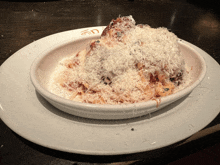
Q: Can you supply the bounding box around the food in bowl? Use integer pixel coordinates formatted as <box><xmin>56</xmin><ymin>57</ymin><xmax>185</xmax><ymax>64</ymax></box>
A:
<box><xmin>48</xmin><ymin>15</ymin><xmax>191</xmax><ymax>105</ymax></box>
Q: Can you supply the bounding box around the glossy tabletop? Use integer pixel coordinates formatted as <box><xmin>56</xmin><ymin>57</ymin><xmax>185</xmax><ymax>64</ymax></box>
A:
<box><xmin>0</xmin><ymin>0</ymin><xmax>220</xmax><ymax>165</ymax></box>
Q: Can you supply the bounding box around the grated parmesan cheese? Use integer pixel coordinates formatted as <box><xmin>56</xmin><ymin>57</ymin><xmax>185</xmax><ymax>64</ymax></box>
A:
<box><xmin>48</xmin><ymin>15</ymin><xmax>190</xmax><ymax>105</ymax></box>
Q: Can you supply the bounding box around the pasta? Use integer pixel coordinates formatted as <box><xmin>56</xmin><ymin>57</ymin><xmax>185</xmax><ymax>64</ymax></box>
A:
<box><xmin>49</xmin><ymin>16</ymin><xmax>189</xmax><ymax>105</ymax></box>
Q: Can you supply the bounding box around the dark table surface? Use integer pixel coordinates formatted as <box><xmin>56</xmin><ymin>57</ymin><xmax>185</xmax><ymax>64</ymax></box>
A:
<box><xmin>0</xmin><ymin>0</ymin><xmax>220</xmax><ymax>165</ymax></box>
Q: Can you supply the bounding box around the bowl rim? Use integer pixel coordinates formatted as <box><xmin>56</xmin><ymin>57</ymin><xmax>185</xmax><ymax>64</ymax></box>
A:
<box><xmin>30</xmin><ymin>36</ymin><xmax>206</xmax><ymax>112</ymax></box>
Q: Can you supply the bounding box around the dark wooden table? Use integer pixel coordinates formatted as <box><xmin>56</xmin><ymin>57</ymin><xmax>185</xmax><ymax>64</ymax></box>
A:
<box><xmin>0</xmin><ymin>0</ymin><xmax>220</xmax><ymax>165</ymax></box>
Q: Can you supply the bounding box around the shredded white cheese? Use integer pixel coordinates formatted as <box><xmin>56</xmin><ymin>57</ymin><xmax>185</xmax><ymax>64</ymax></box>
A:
<box><xmin>48</xmin><ymin>15</ymin><xmax>189</xmax><ymax>105</ymax></box>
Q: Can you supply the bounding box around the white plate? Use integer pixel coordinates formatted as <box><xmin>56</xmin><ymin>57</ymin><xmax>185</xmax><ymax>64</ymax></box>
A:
<box><xmin>0</xmin><ymin>27</ymin><xmax>220</xmax><ymax>155</ymax></box>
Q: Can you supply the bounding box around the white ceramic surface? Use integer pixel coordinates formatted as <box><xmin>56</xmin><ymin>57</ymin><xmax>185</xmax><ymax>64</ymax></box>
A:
<box><xmin>30</xmin><ymin>27</ymin><xmax>206</xmax><ymax>120</ymax></box>
<box><xmin>0</xmin><ymin>27</ymin><xmax>219</xmax><ymax>155</ymax></box>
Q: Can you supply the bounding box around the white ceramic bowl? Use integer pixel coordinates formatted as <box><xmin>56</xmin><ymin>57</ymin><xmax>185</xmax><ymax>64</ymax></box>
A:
<box><xmin>30</xmin><ymin>30</ymin><xmax>206</xmax><ymax>120</ymax></box>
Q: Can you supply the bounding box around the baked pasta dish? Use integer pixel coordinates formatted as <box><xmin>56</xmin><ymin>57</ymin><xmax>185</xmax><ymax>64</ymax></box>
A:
<box><xmin>49</xmin><ymin>16</ymin><xmax>189</xmax><ymax>105</ymax></box>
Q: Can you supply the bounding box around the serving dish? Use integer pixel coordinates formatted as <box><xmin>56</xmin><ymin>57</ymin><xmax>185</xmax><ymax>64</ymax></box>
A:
<box><xmin>0</xmin><ymin>27</ymin><xmax>219</xmax><ymax>155</ymax></box>
<box><xmin>30</xmin><ymin>28</ymin><xmax>206</xmax><ymax>120</ymax></box>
